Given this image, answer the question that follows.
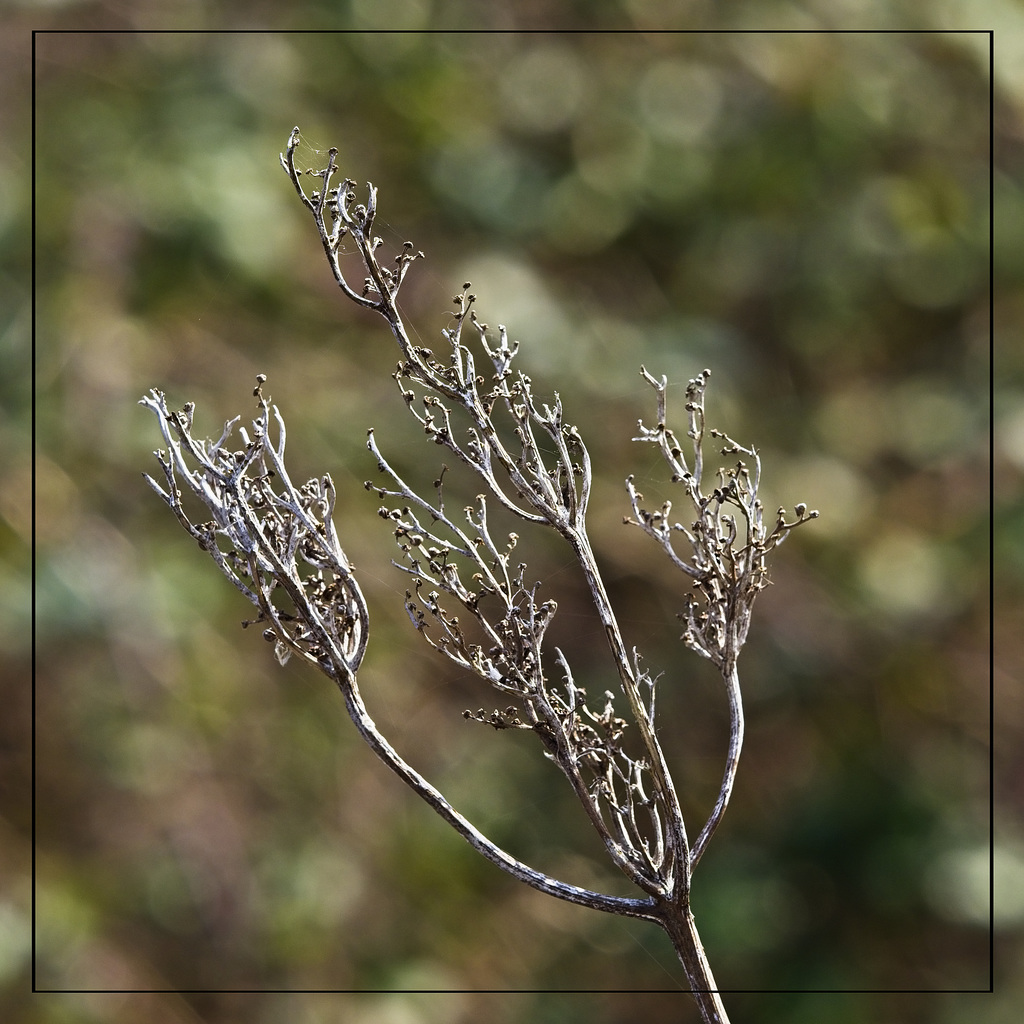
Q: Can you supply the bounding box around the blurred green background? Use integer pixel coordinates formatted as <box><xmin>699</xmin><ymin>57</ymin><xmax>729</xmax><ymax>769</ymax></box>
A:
<box><xmin>6</xmin><ymin>5</ymin><xmax>1018</xmax><ymax>1024</ymax></box>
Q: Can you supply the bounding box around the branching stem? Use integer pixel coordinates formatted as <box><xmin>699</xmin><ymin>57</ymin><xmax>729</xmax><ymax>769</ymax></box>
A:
<box><xmin>142</xmin><ymin>130</ymin><xmax>819</xmax><ymax>1021</ymax></box>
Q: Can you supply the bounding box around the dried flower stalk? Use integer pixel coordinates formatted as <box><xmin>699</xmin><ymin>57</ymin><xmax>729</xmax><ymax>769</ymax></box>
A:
<box><xmin>141</xmin><ymin>128</ymin><xmax>817</xmax><ymax>1022</ymax></box>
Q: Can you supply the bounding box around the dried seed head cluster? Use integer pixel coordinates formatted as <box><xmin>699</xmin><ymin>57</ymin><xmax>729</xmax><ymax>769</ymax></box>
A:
<box><xmin>628</xmin><ymin>366</ymin><xmax>818</xmax><ymax>668</ymax></box>
<box><xmin>140</xmin><ymin>388</ymin><xmax>368</xmax><ymax>677</ymax></box>
<box><xmin>141</xmin><ymin>129</ymin><xmax>818</xmax><ymax>1024</ymax></box>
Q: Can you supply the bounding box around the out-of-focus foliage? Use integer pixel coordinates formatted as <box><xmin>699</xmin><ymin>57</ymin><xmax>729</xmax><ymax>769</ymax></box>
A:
<box><xmin>6</xmin><ymin>6</ymin><xmax>1015</xmax><ymax>1024</ymax></box>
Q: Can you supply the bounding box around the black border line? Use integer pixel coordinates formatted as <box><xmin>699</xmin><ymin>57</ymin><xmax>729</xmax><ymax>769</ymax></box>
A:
<box><xmin>29</xmin><ymin>24</ymin><xmax>991</xmax><ymax>999</ymax></box>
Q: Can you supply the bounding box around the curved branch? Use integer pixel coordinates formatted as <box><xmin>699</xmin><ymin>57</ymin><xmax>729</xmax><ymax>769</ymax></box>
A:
<box><xmin>335</xmin><ymin>657</ymin><xmax>661</xmax><ymax>921</ymax></box>
<box><xmin>691</xmin><ymin>656</ymin><xmax>744</xmax><ymax>871</ymax></box>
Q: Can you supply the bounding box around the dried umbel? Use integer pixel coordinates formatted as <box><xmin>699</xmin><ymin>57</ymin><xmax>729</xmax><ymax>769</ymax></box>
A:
<box><xmin>141</xmin><ymin>387</ymin><xmax>367</xmax><ymax>676</ymax></box>
<box><xmin>141</xmin><ymin>128</ymin><xmax>817</xmax><ymax>1023</ymax></box>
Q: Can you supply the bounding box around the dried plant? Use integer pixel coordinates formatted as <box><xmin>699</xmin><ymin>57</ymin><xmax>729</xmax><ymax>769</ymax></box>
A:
<box><xmin>141</xmin><ymin>128</ymin><xmax>817</xmax><ymax>1021</ymax></box>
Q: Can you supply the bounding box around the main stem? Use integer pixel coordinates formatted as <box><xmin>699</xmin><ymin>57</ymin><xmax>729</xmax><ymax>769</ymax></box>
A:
<box><xmin>659</xmin><ymin>906</ymin><xmax>731</xmax><ymax>1024</ymax></box>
